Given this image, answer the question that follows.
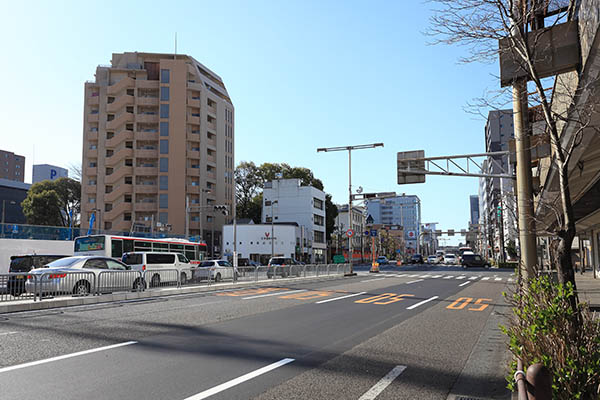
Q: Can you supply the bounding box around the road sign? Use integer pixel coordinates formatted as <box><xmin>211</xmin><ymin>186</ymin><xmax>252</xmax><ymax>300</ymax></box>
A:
<box><xmin>346</xmin><ymin>229</ymin><xmax>355</xmax><ymax>238</ymax></box>
<box><xmin>448</xmin><ymin>229</ymin><xmax>455</xmax><ymax>236</ymax></box>
<box><xmin>397</xmin><ymin>150</ymin><xmax>426</xmax><ymax>184</ymax></box>
<box><xmin>364</xmin><ymin>231</ymin><xmax>370</xmax><ymax>236</ymax></box>
<box><xmin>366</xmin><ymin>214</ymin><xmax>374</xmax><ymax>224</ymax></box>
<box><xmin>370</xmin><ymin>230</ymin><xmax>378</xmax><ymax>237</ymax></box>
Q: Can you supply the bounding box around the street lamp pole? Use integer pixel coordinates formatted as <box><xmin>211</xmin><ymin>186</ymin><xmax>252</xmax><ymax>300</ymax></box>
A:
<box><xmin>270</xmin><ymin>200</ymin><xmax>278</xmax><ymax>259</ymax></box>
<box><xmin>317</xmin><ymin>143</ymin><xmax>384</xmax><ymax>270</ymax></box>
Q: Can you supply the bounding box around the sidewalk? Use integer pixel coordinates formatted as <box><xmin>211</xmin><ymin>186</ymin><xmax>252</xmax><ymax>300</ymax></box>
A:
<box><xmin>575</xmin><ymin>270</ymin><xmax>600</xmax><ymax>311</ymax></box>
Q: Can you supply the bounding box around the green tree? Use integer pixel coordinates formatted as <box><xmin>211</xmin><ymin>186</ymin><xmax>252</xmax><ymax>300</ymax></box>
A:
<box><xmin>21</xmin><ymin>178</ymin><xmax>81</xmax><ymax>226</ymax></box>
<box><xmin>325</xmin><ymin>194</ymin><xmax>338</xmax><ymax>242</ymax></box>
<box><xmin>235</xmin><ymin>161</ymin><xmax>261</xmax><ymax>221</ymax></box>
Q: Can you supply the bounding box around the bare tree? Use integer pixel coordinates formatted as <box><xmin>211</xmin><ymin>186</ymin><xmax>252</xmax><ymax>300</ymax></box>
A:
<box><xmin>429</xmin><ymin>0</ymin><xmax>599</xmax><ymax>290</ymax></box>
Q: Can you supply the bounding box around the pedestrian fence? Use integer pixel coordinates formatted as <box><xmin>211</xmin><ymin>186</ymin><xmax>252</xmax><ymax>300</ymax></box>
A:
<box><xmin>0</xmin><ymin>264</ymin><xmax>351</xmax><ymax>304</ymax></box>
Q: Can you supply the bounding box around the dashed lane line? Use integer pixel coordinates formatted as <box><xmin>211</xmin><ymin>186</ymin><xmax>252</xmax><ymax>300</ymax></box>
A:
<box><xmin>430</xmin><ymin>275</ymin><xmax>443</xmax><ymax>278</ymax></box>
<box><xmin>456</xmin><ymin>276</ymin><xmax>466</xmax><ymax>280</ymax></box>
<box><xmin>443</xmin><ymin>276</ymin><xmax>453</xmax><ymax>279</ymax></box>
<box><xmin>316</xmin><ymin>292</ymin><xmax>367</xmax><ymax>304</ymax></box>
<box><xmin>0</xmin><ymin>331</ymin><xmax>18</xmax><ymax>336</ymax></box>
<box><xmin>183</xmin><ymin>358</ymin><xmax>295</xmax><ymax>400</ymax></box>
<box><xmin>469</xmin><ymin>276</ymin><xmax>479</xmax><ymax>280</ymax></box>
<box><xmin>405</xmin><ymin>279</ymin><xmax>424</xmax><ymax>285</ymax></box>
<box><xmin>358</xmin><ymin>365</ymin><xmax>407</xmax><ymax>400</ymax></box>
<box><xmin>361</xmin><ymin>277</ymin><xmax>388</xmax><ymax>283</ymax></box>
<box><xmin>481</xmin><ymin>277</ymin><xmax>490</xmax><ymax>281</ymax></box>
<box><xmin>495</xmin><ymin>277</ymin><xmax>503</xmax><ymax>281</ymax></box>
<box><xmin>243</xmin><ymin>289</ymin><xmax>307</xmax><ymax>300</ymax></box>
<box><xmin>406</xmin><ymin>296</ymin><xmax>439</xmax><ymax>310</ymax></box>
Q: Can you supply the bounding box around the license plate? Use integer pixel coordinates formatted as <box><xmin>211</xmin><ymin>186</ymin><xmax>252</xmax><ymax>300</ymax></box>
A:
<box><xmin>16</xmin><ymin>275</ymin><xmax>24</xmax><ymax>279</ymax></box>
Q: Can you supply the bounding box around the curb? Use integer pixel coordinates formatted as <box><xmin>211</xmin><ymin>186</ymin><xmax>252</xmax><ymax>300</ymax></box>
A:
<box><xmin>0</xmin><ymin>274</ymin><xmax>349</xmax><ymax>314</ymax></box>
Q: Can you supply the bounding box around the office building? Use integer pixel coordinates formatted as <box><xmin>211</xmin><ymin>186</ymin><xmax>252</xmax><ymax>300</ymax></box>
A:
<box><xmin>262</xmin><ymin>179</ymin><xmax>326</xmax><ymax>263</ymax></box>
<box><xmin>366</xmin><ymin>194</ymin><xmax>421</xmax><ymax>254</ymax></box>
<box><xmin>335</xmin><ymin>205</ymin><xmax>366</xmax><ymax>260</ymax></box>
<box><xmin>0</xmin><ymin>150</ymin><xmax>25</xmax><ymax>182</ymax></box>
<box><xmin>81</xmin><ymin>52</ymin><xmax>234</xmax><ymax>252</ymax></box>
<box><xmin>33</xmin><ymin>164</ymin><xmax>68</xmax><ymax>183</ymax></box>
<box><xmin>469</xmin><ymin>195</ymin><xmax>479</xmax><ymax>225</ymax></box>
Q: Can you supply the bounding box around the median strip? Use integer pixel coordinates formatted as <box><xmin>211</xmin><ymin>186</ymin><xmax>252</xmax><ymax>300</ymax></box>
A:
<box><xmin>358</xmin><ymin>365</ymin><xmax>407</xmax><ymax>400</ymax></box>
<box><xmin>316</xmin><ymin>292</ymin><xmax>367</xmax><ymax>304</ymax></box>
<box><xmin>183</xmin><ymin>358</ymin><xmax>295</xmax><ymax>400</ymax></box>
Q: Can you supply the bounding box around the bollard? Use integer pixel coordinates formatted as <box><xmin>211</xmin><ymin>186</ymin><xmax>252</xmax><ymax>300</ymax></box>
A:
<box><xmin>526</xmin><ymin>363</ymin><xmax>552</xmax><ymax>400</ymax></box>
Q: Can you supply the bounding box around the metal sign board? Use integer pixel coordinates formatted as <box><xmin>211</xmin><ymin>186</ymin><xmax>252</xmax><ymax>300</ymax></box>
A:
<box><xmin>435</xmin><ymin>230</ymin><xmax>442</xmax><ymax>235</ymax></box>
<box><xmin>366</xmin><ymin>214</ymin><xmax>374</xmax><ymax>224</ymax></box>
<box><xmin>370</xmin><ymin>230</ymin><xmax>378</xmax><ymax>237</ymax></box>
<box><xmin>447</xmin><ymin>229</ymin><xmax>455</xmax><ymax>237</ymax></box>
<box><xmin>364</xmin><ymin>231</ymin><xmax>370</xmax><ymax>236</ymax></box>
<box><xmin>346</xmin><ymin>229</ymin><xmax>355</xmax><ymax>238</ymax></box>
<box><xmin>397</xmin><ymin>150</ymin><xmax>426</xmax><ymax>184</ymax></box>
<box><xmin>460</xmin><ymin>229</ymin><xmax>467</xmax><ymax>236</ymax></box>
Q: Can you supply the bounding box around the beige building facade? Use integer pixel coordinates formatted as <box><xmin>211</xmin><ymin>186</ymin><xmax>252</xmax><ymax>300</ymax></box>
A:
<box><xmin>81</xmin><ymin>52</ymin><xmax>234</xmax><ymax>252</ymax></box>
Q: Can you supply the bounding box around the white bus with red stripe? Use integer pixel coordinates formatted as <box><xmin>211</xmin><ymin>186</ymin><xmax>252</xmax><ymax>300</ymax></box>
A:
<box><xmin>73</xmin><ymin>235</ymin><xmax>207</xmax><ymax>264</ymax></box>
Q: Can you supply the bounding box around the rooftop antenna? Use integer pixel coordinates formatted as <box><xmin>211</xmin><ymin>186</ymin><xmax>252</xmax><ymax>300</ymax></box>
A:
<box><xmin>174</xmin><ymin>32</ymin><xmax>177</xmax><ymax>55</ymax></box>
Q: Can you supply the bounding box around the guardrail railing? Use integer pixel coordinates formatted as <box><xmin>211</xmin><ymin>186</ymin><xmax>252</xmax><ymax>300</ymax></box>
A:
<box><xmin>0</xmin><ymin>263</ymin><xmax>351</xmax><ymax>305</ymax></box>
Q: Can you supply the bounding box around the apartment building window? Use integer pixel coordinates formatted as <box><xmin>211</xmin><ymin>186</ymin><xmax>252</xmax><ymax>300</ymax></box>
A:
<box><xmin>313</xmin><ymin>198</ymin><xmax>323</xmax><ymax>210</ymax></box>
<box><xmin>314</xmin><ymin>214</ymin><xmax>324</xmax><ymax>226</ymax></box>
<box><xmin>89</xmin><ymin>197</ymin><xmax>96</xmax><ymax>203</ymax></box>
<box><xmin>159</xmin><ymin>176</ymin><xmax>168</xmax><ymax>190</ymax></box>
<box><xmin>159</xmin><ymin>158</ymin><xmax>168</xmax><ymax>172</ymax></box>
<box><xmin>159</xmin><ymin>212</ymin><xmax>168</xmax><ymax>224</ymax></box>
<box><xmin>125</xmin><ymin>176</ymin><xmax>132</xmax><ymax>185</ymax></box>
<box><xmin>314</xmin><ymin>230</ymin><xmax>325</xmax><ymax>244</ymax></box>
<box><xmin>160</xmin><ymin>69</ymin><xmax>170</xmax><ymax>84</ymax></box>
<box><xmin>89</xmin><ymin>161</ymin><xmax>97</xmax><ymax>167</ymax></box>
<box><xmin>159</xmin><ymin>194</ymin><xmax>168</xmax><ymax>209</ymax></box>
<box><xmin>88</xmin><ymin>179</ymin><xmax>96</xmax><ymax>185</ymax></box>
<box><xmin>160</xmin><ymin>140</ymin><xmax>169</xmax><ymax>154</ymax></box>
<box><xmin>125</xmin><ymin>194</ymin><xmax>132</xmax><ymax>203</ymax></box>
<box><xmin>124</xmin><ymin>213</ymin><xmax>132</xmax><ymax>221</ymax></box>
<box><xmin>160</xmin><ymin>104</ymin><xmax>169</xmax><ymax>119</ymax></box>
<box><xmin>160</xmin><ymin>122</ymin><xmax>169</xmax><ymax>137</ymax></box>
<box><xmin>160</xmin><ymin>87</ymin><xmax>169</xmax><ymax>101</ymax></box>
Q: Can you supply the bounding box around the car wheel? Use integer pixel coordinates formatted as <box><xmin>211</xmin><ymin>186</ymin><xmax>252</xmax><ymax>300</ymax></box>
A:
<box><xmin>215</xmin><ymin>273</ymin><xmax>222</xmax><ymax>282</ymax></box>
<box><xmin>133</xmin><ymin>278</ymin><xmax>145</xmax><ymax>291</ymax></box>
<box><xmin>73</xmin><ymin>281</ymin><xmax>91</xmax><ymax>296</ymax></box>
<box><xmin>180</xmin><ymin>272</ymin><xmax>187</xmax><ymax>285</ymax></box>
<box><xmin>150</xmin><ymin>274</ymin><xmax>161</xmax><ymax>288</ymax></box>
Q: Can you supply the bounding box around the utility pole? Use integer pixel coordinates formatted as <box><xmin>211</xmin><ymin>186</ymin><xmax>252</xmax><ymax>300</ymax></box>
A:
<box><xmin>317</xmin><ymin>143</ymin><xmax>384</xmax><ymax>271</ymax></box>
<box><xmin>510</xmin><ymin>1</ymin><xmax>536</xmax><ymax>281</ymax></box>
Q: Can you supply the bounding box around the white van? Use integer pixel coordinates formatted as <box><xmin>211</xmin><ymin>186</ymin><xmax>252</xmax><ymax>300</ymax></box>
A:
<box><xmin>121</xmin><ymin>252</ymin><xmax>192</xmax><ymax>287</ymax></box>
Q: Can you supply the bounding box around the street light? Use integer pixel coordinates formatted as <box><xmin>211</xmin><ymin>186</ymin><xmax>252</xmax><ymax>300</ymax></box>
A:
<box><xmin>317</xmin><ymin>143</ymin><xmax>384</xmax><ymax>268</ymax></box>
<box><xmin>1</xmin><ymin>200</ymin><xmax>16</xmax><ymax>238</ymax></box>
<box><xmin>269</xmin><ymin>200</ymin><xmax>278</xmax><ymax>260</ymax></box>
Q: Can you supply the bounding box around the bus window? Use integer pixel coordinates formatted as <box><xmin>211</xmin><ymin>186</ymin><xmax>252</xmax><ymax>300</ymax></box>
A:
<box><xmin>170</xmin><ymin>244</ymin><xmax>184</xmax><ymax>252</ymax></box>
<box><xmin>111</xmin><ymin>239</ymin><xmax>123</xmax><ymax>258</ymax></box>
<box><xmin>123</xmin><ymin>239</ymin><xmax>134</xmax><ymax>254</ymax></box>
<box><xmin>74</xmin><ymin>236</ymin><xmax>105</xmax><ymax>252</ymax></box>
<box><xmin>134</xmin><ymin>241</ymin><xmax>152</xmax><ymax>251</ymax></box>
<box><xmin>154</xmin><ymin>242</ymin><xmax>169</xmax><ymax>252</ymax></box>
<box><xmin>185</xmin><ymin>245</ymin><xmax>195</xmax><ymax>261</ymax></box>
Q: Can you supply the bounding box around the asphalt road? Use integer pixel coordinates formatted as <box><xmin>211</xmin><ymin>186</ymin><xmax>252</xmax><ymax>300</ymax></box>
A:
<box><xmin>0</xmin><ymin>263</ymin><xmax>514</xmax><ymax>399</ymax></box>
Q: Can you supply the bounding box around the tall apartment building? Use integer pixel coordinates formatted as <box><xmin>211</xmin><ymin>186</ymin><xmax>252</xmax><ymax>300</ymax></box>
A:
<box><xmin>81</xmin><ymin>52</ymin><xmax>234</xmax><ymax>250</ymax></box>
<box><xmin>262</xmin><ymin>179</ymin><xmax>327</xmax><ymax>263</ymax></box>
<box><xmin>0</xmin><ymin>150</ymin><xmax>25</xmax><ymax>182</ymax></box>
<box><xmin>469</xmin><ymin>195</ymin><xmax>479</xmax><ymax>225</ymax></box>
<box><xmin>366</xmin><ymin>194</ymin><xmax>421</xmax><ymax>253</ymax></box>
<box><xmin>335</xmin><ymin>205</ymin><xmax>366</xmax><ymax>251</ymax></box>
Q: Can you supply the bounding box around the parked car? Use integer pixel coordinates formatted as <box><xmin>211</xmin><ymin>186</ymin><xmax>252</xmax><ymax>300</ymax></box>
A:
<box><xmin>7</xmin><ymin>254</ymin><xmax>69</xmax><ymax>296</ymax></box>
<box><xmin>427</xmin><ymin>255</ymin><xmax>438</xmax><ymax>264</ymax></box>
<box><xmin>193</xmin><ymin>260</ymin><xmax>237</xmax><ymax>282</ymax></box>
<box><xmin>436</xmin><ymin>250</ymin><xmax>445</xmax><ymax>263</ymax></box>
<box><xmin>121</xmin><ymin>252</ymin><xmax>192</xmax><ymax>286</ymax></box>
<box><xmin>25</xmin><ymin>256</ymin><xmax>139</xmax><ymax>296</ymax></box>
<box><xmin>376</xmin><ymin>256</ymin><xmax>388</xmax><ymax>265</ymax></box>
<box><xmin>443</xmin><ymin>254</ymin><xmax>457</xmax><ymax>265</ymax></box>
<box><xmin>410</xmin><ymin>254</ymin><xmax>424</xmax><ymax>264</ymax></box>
<box><xmin>461</xmin><ymin>254</ymin><xmax>490</xmax><ymax>269</ymax></box>
<box><xmin>267</xmin><ymin>257</ymin><xmax>302</xmax><ymax>278</ymax></box>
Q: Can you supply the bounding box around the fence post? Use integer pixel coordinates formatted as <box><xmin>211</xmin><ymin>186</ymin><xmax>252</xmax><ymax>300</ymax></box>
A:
<box><xmin>526</xmin><ymin>363</ymin><xmax>552</xmax><ymax>400</ymax></box>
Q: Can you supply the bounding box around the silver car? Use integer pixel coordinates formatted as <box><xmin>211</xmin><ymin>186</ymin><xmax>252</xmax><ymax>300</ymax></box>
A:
<box><xmin>192</xmin><ymin>260</ymin><xmax>238</xmax><ymax>282</ymax></box>
<box><xmin>25</xmin><ymin>256</ymin><xmax>142</xmax><ymax>296</ymax></box>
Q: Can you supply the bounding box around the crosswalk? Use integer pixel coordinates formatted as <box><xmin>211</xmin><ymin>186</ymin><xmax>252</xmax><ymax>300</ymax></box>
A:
<box><xmin>359</xmin><ymin>272</ymin><xmax>515</xmax><ymax>283</ymax></box>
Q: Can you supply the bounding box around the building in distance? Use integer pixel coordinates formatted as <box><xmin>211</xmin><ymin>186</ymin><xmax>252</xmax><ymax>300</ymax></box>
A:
<box><xmin>0</xmin><ymin>150</ymin><xmax>25</xmax><ymax>183</ymax></box>
<box><xmin>33</xmin><ymin>164</ymin><xmax>68</xmax><ymax>183</ymax></box>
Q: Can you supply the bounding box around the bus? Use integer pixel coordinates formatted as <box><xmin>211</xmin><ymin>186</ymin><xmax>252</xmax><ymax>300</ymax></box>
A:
<box><xmin>73</xmin><ymin>235</ymin><xmax>208</xmax><ymax>263</ymax></box>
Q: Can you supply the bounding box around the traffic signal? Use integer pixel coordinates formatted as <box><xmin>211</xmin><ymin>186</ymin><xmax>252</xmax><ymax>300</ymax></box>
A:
<box><xmin>497</xmin><ymin>204</ymin><xmax>502</xmax><ymax>219</ymax></box>
<box><xmin>214</xmin><ymin>205</ymin><xmax>229</xmax><ymax>215</ymax></box>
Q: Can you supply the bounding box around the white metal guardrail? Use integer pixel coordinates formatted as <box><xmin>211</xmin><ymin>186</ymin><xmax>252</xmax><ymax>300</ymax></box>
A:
<box><xmin>0</xmin><ymin>264</ymin><xmax>351</xmax><ymax>305</ymax></box>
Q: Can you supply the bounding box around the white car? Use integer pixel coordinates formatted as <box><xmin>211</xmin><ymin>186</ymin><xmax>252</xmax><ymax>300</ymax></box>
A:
<box><xmin>427</xmin><ymin>255</ymin><xmax>438</xmax><ymax>264</ymax></box>
<box><xmin>121</xmin><ymin>252</ymin><xmax>192</xmax><ymax>286</ymax></box>
<box><xmin>443</xmin><ymin>254</ymin><xmax>457</xmax><ymax>265</ymax></box>
<box><xmin>193</xmin><ymin>260</ymin><xmax>238</xmax><ymax>282</ymax></box>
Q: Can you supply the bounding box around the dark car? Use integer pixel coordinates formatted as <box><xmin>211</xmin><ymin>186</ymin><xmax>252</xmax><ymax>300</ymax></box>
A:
<box><xmin>461</xmin><ymin>254</ymin><xmax>490</xmax><ymax>268</ymax></box>
<box><xmin>410</xmin><ymin>254</ymin><xmax>424</xmax><ymax>264</ymax></box>
<box><xmin>7</xmin><ymin>254</ymin><xmax>69</xmax><ymax>296</ymax></box>
<box><xmin>267</xmin><ymin>257</ymin><xmax>301</xmax><ymax>278</ymax></box>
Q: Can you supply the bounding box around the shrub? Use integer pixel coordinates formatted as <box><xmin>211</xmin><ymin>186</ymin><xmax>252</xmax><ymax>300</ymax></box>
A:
<box><xmin>502</xmin><ymin>275</ymin><xmax>600</xmax><ymax>399</ymax></box>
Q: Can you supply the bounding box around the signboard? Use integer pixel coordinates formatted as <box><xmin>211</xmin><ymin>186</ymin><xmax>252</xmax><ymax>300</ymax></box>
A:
<box><xmin>366</xmin><ymin>214</ymin><xmax>374</xmax><ymax>225</ymax></box>
<box><xmin>435</xmin><ymin>230</ymin><xmax>442</xmax><ymax>235</ymax></box>
<box><xmin>370</xmin><ymin>230</ymin><xmax>378</xmax><ymax>237</ymax></box>
<box><xmin>364</xmin><ymin>230</ymin><xmax>370</xmax><ymax>237</ymax></box>
<box><xmin>397</xmin><ymin>150</ymin><xmax>426</xmax><ymax>184</ymax></box>
<box><xmin>460</xmin><ymin>229</ymin><xmax>467</xmax><ymax>236</ymax></box>
<box><xmin>407</xmin><ymin>231</ymin><xmax>416</xmax><ymax>239</ymax></box>
<box><xmin>345</xmin><ymin>229</ymin><xmax>355</xmax><ymax>238</ymax></box>
<box><xmin>448</xmin><ymin>229</ymin><xmax>455</xmax><ymax>237</ymax></box>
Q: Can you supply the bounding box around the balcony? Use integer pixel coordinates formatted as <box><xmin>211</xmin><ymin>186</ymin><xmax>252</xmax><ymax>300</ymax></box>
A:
<box><xmin>187</xmin><ymin>150</ymin><xmax>201</xmax><ymax>159</ymax></box>
<box><xmin>207</xmin><ymin>105</ymin><xmax>217</xmax><ymax>116</ymax></box>
<box><xmin>107</xmin><ymin>95</ymin><xmax>134</xmax><ymax>113</ymax></box>
<box><xmin>106</xmin><ymin>112</ymin><xmax>134</xmax><ymax>130</ymax></box>
<box><xmin>86</xmin><ymin>167</ymin><xmax>97</xmax><ymax>176</ymax></box>
<box><xmin>187</xmin><ymin>99</ymin><xmax>201</xmax><ymax>108</ymax></box>
<box><xmin>135</xmin><ymin>202</ymin><xmax>158</xmax><ymax>212</ymax></box>
<box><xmin>135</xmin><ymin>184</ymin><xmax>158</xmax><ymax>194</ymax></box>
<box><xmin>187</xmin><ymin>167</ymin><xmax>201</xmax><ymax>176</ymax></box>
<box><xmin>207</xmin><ymin>137</ymin><xmax>217</xmax><ymax>148</ymax></box>
<box><xmin>107</xmin><ymin>77</ymin><xmax>134</xmax><ymax>95</ymax></box>
<box><xmin>88</xmin><ymin>114</ymin><xmax>99</xmax><ymax>123</ymax></box>
<box><xmin>105</xmin><ymin>148</ymin><xmax>134</xmax><ymax>166</ymax></box>
<box><xmin>135</xmin><ymin>148</ymin><xmax>158</xmax><ymax>158</ymax></box>
<box><xmin>136</xmin><ymin>80</ymin><xmax>159</xmax><ymax>89</ymax></box>
<box><xmin>187</xmin><ymin>185</ymin><xmax>200</xmax><ymax>194</ymax></box>
<box><xmin>207</xmin><ymin>122</ymin><xmax>217</xmax><ymax>132</ymax></box>
<box><xmin>105</xmin><ymin>166</ymin><xmax>133</xmax><ymax>185</ymax></box>
<box><xmin>136</xmin><ymin>113</ymin><xmax>159</xmax><ymax>124</ymax></box>
<box><xmin>104</xmin><ymin>201</ymin><xmax>133</xmax><ymax>220</ymax></box>
<box><xmin>88</xmin><ymin>96</ymin><xmax>99</xmax><ymax>106</ymax></box>
<box><xmin>135</xmin><ymin>131</ymin><xmax>159</xmax><ymax>141</ymax></box>
<box><xmin>134</xmin><ymin>166</ymin><xmax>158</xmax><ymax>176</ymax></box>
<box><xmin>137</xmin><ymin>96</ymin><xmax>158</xmax><ymax>106</ymax></box>
<box><xmin>106</xmin><ymin>130</ymin><xmax>134</xmax><ymax>148</ymax></box>
<box><xmin>188</xmin><ymin>115</ymin><xmax>201</xmax><ymax>125</ymax></box>
<box><xmin>207</xmin><ymin>154</ymin><xmax>217</xmax><ymax>164</ymax></box>
<box><xmin>84</xmin><ymin>185</ymin><xmax>97</xmax><ymax>194</ymax></box>
<box><xmin>87</xmin><ymin>149</ymin><xmax>98</xmax><ymax>158</ymax></box>
<box><xmin>187</xmin><ymin>132</ymin><xmax>201</xmax><ymax>141</ymax></box>
<box><xmin>207</xmin><ymin>171</ymin><xmax>216</xmax><ymax>180</ymax></box>
<box><xmin>88</xmin><ymin>130</ymin><xmax>98</xmax><ymax>141</ymax></box>
<box><xmin>105</xmin><ymin>184</ymin><xmax>133</xmax><ymax>202</ymax></box>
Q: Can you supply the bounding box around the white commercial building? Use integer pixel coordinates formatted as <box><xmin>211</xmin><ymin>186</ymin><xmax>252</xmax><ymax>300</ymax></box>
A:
<box><xmin>222</xmin><ymin>223</ymin><xmax>299</xmax><ymax>265</ymax></box>
<box><xmin>32</xmin><ymin>164</ymin><xmax>68</xmax><ymax>184</ymax></box>
<box><xmin>262</xmin><ymin>179</ymin><xmax>326</xmax><ymax>263</ymax></box>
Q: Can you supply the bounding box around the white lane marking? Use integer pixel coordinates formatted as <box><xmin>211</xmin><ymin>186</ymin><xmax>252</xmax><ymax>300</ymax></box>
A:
<box><xmin>184</xmin><ymin>358</ymin><xmax>295</xmax><ymax>400</ymax></box>
<box><xmin>495</xmin><ymin>277</ymin><xmax>503</xmax><ymax>281</ymax></box>
<box><xmin>358</xmin><ymin>365</ymin><xmax>407</xmax><ymax>400</ymax></box>
<box><xmin>443</xmin><ymin>275</ymin><xmax>453</xmax><ymax>279</ymax></box>
<box><xmin>430</xmin><ymin>275</ymin><xmax>442</xmax><ymax>278</ymax></box>
<box><xmin>456</xmin><ymin>276</ymin><xmax>466</xmax><ymax>280</ymax></box>
<box><xmin>405</xmin><ymin>279</ymin><xmax>424</xmax><ymax>285</ymax></box>
<box><xmin>406</xmin><ymin>296</ymin><xmax>438</xmax><ymax>310</ymax></box>
<box><xmin>418</xmin><ymin>275</ymin><xmax>431</xmax><ymax>278</ymax></box>
<box><xmin>243</xmin><ymin>290</ymin><xmax>306</xmax><ymax>300</ymax></box>
<box><xmin>459</xmin><ymin>281</ymin><xmax>470</xmax><ymax>287</ymax></box>
<box><xmin>469</xmin><ymin>276</ymin><xmax>479</xmax><ymax>280</ymax></box>
<box><xmin>481</xmin><ymin>277</ymin><xmax>490</xmax><ymax>281</ymax></box>
<box><xmin>406</xmin><ymin>274</ymin><xmax>420</xmax><ymax>278</ymax></box>
<box><xmin>508</xmin><ymin>278</ymin><xmax>514</xmax><ymax>282</ymax></box>
<box><xmin>0</xmin><ymin>341</ymin><xmax>137</xmax><ymax>374</ymax></box>
<box><xmin>0</xmin><ymin>331</ymin><xmax>18</xmax><ymax>336</ymax></box>
<box><xmin>316</xmin><ymin>292</ymin><xmax>367</xmax><ymax>304</ymax></box>
<box><xmin>361</xmin><ymin>277</ymin><xmax>387</xmax><ymax>283</ymax></box>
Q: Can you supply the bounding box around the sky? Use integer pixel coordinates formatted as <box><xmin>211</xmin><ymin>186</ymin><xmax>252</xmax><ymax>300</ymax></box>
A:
<box><xmin>1</xmin><ymin>1</ymin><xmax>501</xmax><ymax>245</ymax></box>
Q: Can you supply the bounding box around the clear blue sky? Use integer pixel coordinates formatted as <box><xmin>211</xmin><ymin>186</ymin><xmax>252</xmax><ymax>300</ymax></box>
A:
<box><xmin>1</xmin><ymin>1</ymin><xmax>499</xmax><ymax>244</ymax></box>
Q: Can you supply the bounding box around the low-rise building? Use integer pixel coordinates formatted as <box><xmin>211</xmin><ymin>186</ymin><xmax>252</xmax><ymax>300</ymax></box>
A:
<box><xmin>0</xmin><ymin>178</ymin><xmax>30</xmax><ymax>225</ymax></box>
<box><xmin>33</xmin><ymin>164</ymin><xmax>68</xmax><ymax>183</ymax></box>
<box><xmin>223</xmin><ymin>222</ymin><xmax>300</xmax><ymax>265</ymax></box>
